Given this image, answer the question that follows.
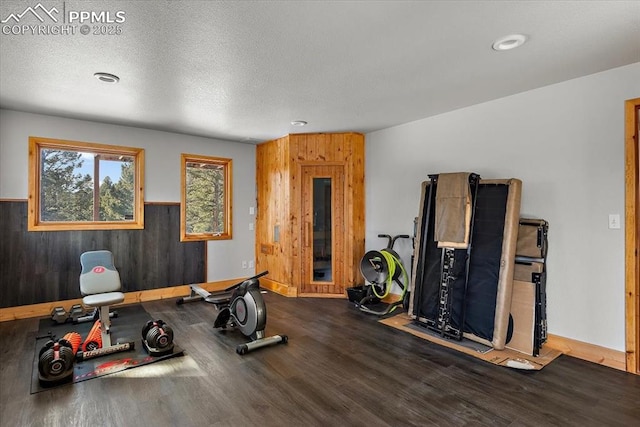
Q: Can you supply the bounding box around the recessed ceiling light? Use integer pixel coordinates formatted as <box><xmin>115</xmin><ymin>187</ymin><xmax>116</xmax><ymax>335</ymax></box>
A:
<box><xmin>291</xmin><ymin>120</ymin><xmax>307</xmax><ymax>126</ymax></box>
<box><xmin>94</xmin><ymin>72</ymin><xmax>120</xmax><ymax>83</ymax></box>
<box><xmin>491</xmin><ymin>34</ymin><xmax>528</xmax><ymax>51</ymax></box>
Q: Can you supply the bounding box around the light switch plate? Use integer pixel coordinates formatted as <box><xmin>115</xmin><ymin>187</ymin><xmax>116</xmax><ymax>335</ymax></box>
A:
<box><xmin>608</xmin><ymin>214</ymin><xmax>621</xmax><ymax>229</ymax></box>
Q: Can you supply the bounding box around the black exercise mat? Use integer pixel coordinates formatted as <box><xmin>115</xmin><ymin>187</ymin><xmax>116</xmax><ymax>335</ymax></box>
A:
<box><xmin>31</xmin><ymin>304</ymin><xmax>183</xmax><ymax>394</ymax></box>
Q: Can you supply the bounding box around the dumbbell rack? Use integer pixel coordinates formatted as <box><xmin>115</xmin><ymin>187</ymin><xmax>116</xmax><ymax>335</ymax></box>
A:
<box><xmin>50</xmin><ymin>304</ymin><xmax>116</xmax><ymax>325</ymax></box>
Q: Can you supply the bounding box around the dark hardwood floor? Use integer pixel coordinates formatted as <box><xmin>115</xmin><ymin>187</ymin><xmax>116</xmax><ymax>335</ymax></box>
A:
<box><xmin>1</xmin><ymin>292</ymin><xmax>639</xmax><ymax>427</ymax></box>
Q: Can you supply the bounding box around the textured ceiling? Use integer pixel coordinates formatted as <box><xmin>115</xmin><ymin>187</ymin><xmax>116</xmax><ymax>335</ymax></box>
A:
<box><xmin>1</xmin><ymin>1</ymin><xmax>639</xmax><ymax>143</ymax></box>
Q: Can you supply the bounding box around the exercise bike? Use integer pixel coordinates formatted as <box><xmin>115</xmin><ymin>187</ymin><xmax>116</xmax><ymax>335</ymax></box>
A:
<box><xmin>176</xmin><ymin>271</ymin><xmax>287</xmax><ymax>355</ymax></box>
<box><xmin>356</xmin><ymin>234</ymin><xmax>411</xmax><ymax>316</ymax></box>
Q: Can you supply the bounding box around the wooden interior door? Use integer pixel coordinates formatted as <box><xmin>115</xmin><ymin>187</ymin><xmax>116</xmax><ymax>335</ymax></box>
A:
<box><xmin>300</xmin><ymin>165</ymin><xmax>345</xmax><ymax>295</ymax></box>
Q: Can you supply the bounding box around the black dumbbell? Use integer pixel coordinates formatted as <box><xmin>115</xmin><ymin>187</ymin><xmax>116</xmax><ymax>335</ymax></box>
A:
<box><xmin>38</xmin><ymin>339</ymin><xmax>75</xmax><ymax>382</ymax></box>
<box><xmin>142</xmin><ymin>320</ymin><xmax>174</xmax><ymax>349</ymax></box>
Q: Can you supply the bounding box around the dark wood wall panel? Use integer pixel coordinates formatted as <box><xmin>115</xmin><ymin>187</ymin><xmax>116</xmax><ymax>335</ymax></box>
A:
<box><xmin>0</xmin><ymin>201</ymin><xmax>205</xmax><ymax>308</ymax></box>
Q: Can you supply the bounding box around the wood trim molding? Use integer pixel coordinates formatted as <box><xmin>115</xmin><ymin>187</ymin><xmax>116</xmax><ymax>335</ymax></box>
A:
<box><xmin>180</xmin><ymin>153</ymin><xmax>233</xmax><ymax>242</ymax></box>
<box><xmin>283</xmin><ymin>132</ymin><xmax>364</xmax><ymax>138</ymax></box>
<box><xmin>625</xmin><ymin>97</ymin><xmax>639</xmax><ymax>374</ymax></box>
<box><xmin>0</xmin><ymin>278</ymin><xmax>242</xmax><ymax>322</ymax></box>
<box><xmin>260</xmin><ymin>278</ymin><xmax>298</xmax><ymax>297</ymax></box>
<box><xmin>298</xmin><ymin>293</ymin><xmax>347</xmax><ymax>298</ymax></box>
<box><xmin>545</xmin><ymin>334</ymin><xmax>627</xmax><ymax>372</ymax></box>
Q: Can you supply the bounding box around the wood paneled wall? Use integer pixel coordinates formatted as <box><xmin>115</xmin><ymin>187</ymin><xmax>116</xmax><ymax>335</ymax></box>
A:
<box><xmin>0</xmin><ymin>201</ymin><xmax>205</xmax><ymax>308</ymax></box>
<box><xmin>255</xmin><ymin>136</ymin><xmax>292</xmax><ymax>287</ymax></box>
<box><xmin>256</xmin><ymin>133</ymin><xmax>365</xmax><ymax>295</ymax></box>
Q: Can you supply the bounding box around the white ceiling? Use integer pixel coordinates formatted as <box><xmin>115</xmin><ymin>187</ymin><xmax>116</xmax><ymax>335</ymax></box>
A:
<box><xmin>1</xmin><ymin>1</ymin><xmax>639</xmax><ymax>143</ymax></box>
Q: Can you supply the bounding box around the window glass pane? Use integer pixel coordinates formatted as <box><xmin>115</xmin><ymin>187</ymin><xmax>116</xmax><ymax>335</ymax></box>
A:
<box><xmin>40</xmin><ymin>148</ymin><xmax>93</xmax><ymax>221</ymax></box>
<box><xmin>181</xmin><ymin>154</ymin><xmax>231</xmax><ymax>241</ymax></box>
<box><xmin>98</xmin><ymin>155</ymin><xmax>135</xmax><ymax>221</ymax></box>
<box><xmin>185</xmin><ymin>162</ymin><xmax>225</xmax><ymax>234</ymax></box>
<box><xmin>313</xmin><ymin>177</ymin><xmax>332</xmax><ymax>282</ymax></box>
<box><xmin>39</xmin><ymin>149</ymin><xmax>135</xmax><ymax>222</ymax></box>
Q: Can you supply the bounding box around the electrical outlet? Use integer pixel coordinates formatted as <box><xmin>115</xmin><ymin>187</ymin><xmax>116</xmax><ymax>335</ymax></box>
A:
<box><xmin>249</xmin><ymin>222</ymin><xmax>254</xmax><ymax>231</ymax></box>
<box><xmin>242</xmin><ymin>261</ymin><xmax>248</xmax><ymax>269</ymax></box>
<box><xmin>608</xmin><ymin>214</ymin><xmax>621</xmax><ymax>229</ymax></box>
<box><xmin>249</xmin><ymin>260</ymin><xmax>254</xmax><ymax>269</ymax></box>
<box><xmin>249</xmin><ymin>206</ymin><xmax>255</xmax><ymax>215</ymax></box>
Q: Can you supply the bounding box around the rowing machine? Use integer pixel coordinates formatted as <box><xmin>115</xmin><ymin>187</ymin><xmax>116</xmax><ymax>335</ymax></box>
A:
<box><xmin>177</xmin><ymin>271</ymin><xmax>287</xmax><ymax>355</ymax></box>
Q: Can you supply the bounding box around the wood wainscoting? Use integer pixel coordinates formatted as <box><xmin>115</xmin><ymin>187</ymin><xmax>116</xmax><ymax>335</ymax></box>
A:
<box><xmin>0</xmin><ymin>200</ymin><xmax>205</xmax><ymax>308</ymax></box>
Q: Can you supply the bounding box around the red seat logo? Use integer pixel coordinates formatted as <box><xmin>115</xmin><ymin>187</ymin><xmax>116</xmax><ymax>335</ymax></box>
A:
<box><xmin>93</xmin><ymin>266</ymin><xmax>105</xmax><ymax>273</ymax></box>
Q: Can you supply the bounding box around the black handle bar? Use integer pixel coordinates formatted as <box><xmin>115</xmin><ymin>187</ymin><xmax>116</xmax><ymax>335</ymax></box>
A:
<box><xmin>377</xmin><ymin>234</ymin><xmax>411</xmax><ymax>250</ymax></box>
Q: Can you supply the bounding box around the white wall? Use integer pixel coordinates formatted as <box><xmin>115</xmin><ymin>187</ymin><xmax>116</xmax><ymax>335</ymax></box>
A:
<box><xmin>365</xmin><ymin>62</ymin><xmax>640</xmax><ymax>351</ymax></box>
<box><xmin>0</xmin><ymin>109</ymin><xmax>256</xmax><ymax>281</ymax></box>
